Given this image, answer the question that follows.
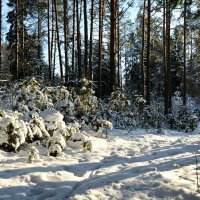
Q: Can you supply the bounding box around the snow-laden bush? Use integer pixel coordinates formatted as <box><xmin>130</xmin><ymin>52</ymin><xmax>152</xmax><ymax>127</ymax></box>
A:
<box><xmin>109</xmin><ymin>89</ymin><xmax>131</xmax><ymax>113</ymax></box>
<box><xmin>0</xmin><ymin>108</ymin><xmax>93</xmax><ymax>155</ymax></box>
<box><xmin>106</xmin><ymin>89</ymin><xmax>135</xmax><ymax>130</ymax></box>
<box><xmin>0</xmin><ymin>111</ymin><xmax>27</xmax><ymax>151</ymax></box>
<box><xmin>12</xmin><ymin>78</ymin><xmax>53</xmax><ymax>113</ymax></box>
<box><xmin>91</xmin><ymin>118</ymin><xmax>113</xmax><ymax>138</ymax></box>
<box><xmin>142</xmin><ymin>101</ymin><xmax>164</xmax><ymax>129</ymax></box>
<box><xmin>74</xmin><ymin>78</ymin><xmax>98</xmax><ymax>120</ymax></box>
<box><xmin>27</xmin><ymin>146</ymin><xmax>40</xmax><ymax>163</ymax></box>
<box><xmin>105</xmin><ymin>91</ymin><xmax>165</xmax><ymax>130</ymax></box>
<box><xmin>167</xmin><ymin>91</ymin><xmax>199</xmax><ymax>132</ymax></box>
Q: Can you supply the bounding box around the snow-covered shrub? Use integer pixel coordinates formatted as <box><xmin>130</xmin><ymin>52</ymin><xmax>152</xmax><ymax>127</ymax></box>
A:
<box><xmin>109</xmin><ymin>89</ymin><xmax>130</xmax><ymax>113</ymax></box>
<box><xmin>166</xmin><ymin>92</ymin><xmax>199</xmax><ymax>132</ymax></box>
<box><xmin>97</xmin><ymin>119</ymin><xmax>113</xmax><ymax>138</ymax></box>
<box><xmin>106</xmin><ymin>89</ymin><xmax>136</xmax><ymax>130</ymax></box>
<box><xmin>46</xmin><ymin>132</ymin><xmax>66</xmax><ymax>157</ymax></box>
<box><xmin>74</xmin><ymin>78</ymin><xmax>98</xmax><ymax>121</ymax></box>
<box><xmin>40</xmin><ymin>109</ymin><xmax>65</xmax><ymax>135</ymax></box>
<box><xmin>29</xmin><ymin>114</ymin><xmax>50</xmax><ymax>141</ymax></box>
<box><xmin>47</xmin><ymin>144</ymin><xmax>63</xmax><ymax>157</ymax></box>
<box><xmin>185</xmin><ymin>114</ymin><xmax>198</xmax><ymax>132</ymax></box>
<box><xmin>10</xmin><ymin>77</ymin><xmax>54</xmax><ymax>115</ymax></box>
<box><xmin>27</xmin><ymin>146</ymin><xmax>40</xmax><ymax>163</ymax></box>
<box><xmin>0</xmin><ymin>78</ymin><xmax>97</xmax><ymax>155</ymax></box>
<box><xmin>0</xmin><ymin>111</ymin><xmax>27</xmax><ymax>152</ymax></box>
<box><xmin>64</xmin><ymin>122</ymin><xmax>92</xmax><ymax>151</ymax></box>
<box><xmin>142</xmin><ymin>101</ymin><xmax>164</xmax><ymax>129</ymax></box>
<box><xmin>82</xmin><ymin>140</ymin><xmax>92</xmax><ymax>152</ymax></box>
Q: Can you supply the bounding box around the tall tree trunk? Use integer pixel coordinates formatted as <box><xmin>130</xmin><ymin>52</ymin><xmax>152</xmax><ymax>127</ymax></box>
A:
<box><xmin>72</xmin><ymin>0</ymin><xmax>76</xmax><ymax>80</ymax></box>
<box><xmin>89</xmin><ymin>0</ymin><xmax>94</xmax><ymax>81</ymax></box>
<box><xmin>146</xmin><ymin>0</ymin><xmax>151</xmax><ymax>105</ymax></box>
<box><xmin>98</xmin><ymin>0</ymin><xmax>104</xmax><ymax>97</ymax></box>
<box><xmin>53</xmin><ymin>36</ymin><xmax>57</xmax><ymax>82</ymax></box>
<box><xmin>76</xmin><ymin>0</ymin><xmax>82</xmax><ymax>80</ymax></box>
<box><xmin>141</xmin><ymin>0</ymin><xmax>146</xmax><ymax>97</ymax></box>
<box><xmin>110</xmin><ymin>0</ymin><xmax>116</xmax><ymax>93</ymax></box>
<box><xmin>0</xmin><ymin>0</ymin><xmax>2</xmax><ymax>72</ymax></box>
<box><xmin>53</xmin><ymin>0</ymin><xmax>63</xmax><ymax>83</ymax></box>
<box><xmin>50</xmin><ymin>1</ymin><xmax>55</xmax><ymax>75</ymax></box>
<box><xmin>190</xmin><ymin>27</ymin><xmax>193</xmax><ymax>71</ymax></box>
<box><xmin>83</xmin><ymin>0</ymin><xmax>88</xmax><ymax>77</ymax></box>
<box><xmin>38</xmin><ymin>0</ymin><xmax>42</xmax><ymax>75</ymax></box>
<box><xmin>163</xmin><ymin>0</ymin><xmax>168</xmax><ymax>115</ymax></box>
<box><xmin>22</xmin><ymin>2</ymin><xmax>25</xmax><ymax>78</ymax></box>
<box><xmin>183</xmin><ymin>0</ymin><xmax>187</xmax><ymax>105</ymax></box>
<box><xmin>47</xmin><ymin>0</ymin><xmax>51</xmax><ymax>81</ymax></box>
<box><xmin>63</xmin><ymin>0</ymin><xmax>69</xmax><ymax>83</ymax></box>
<box><xmin>166</xmin><ymin>0</ymin><xmax>171</xmax><ymax>113</ymax></box>
<box><xmin>117</xmin><ymin>0</ymin><xmax>120</xmax><ymax>88</ymax></box>
<box><xmin>16</xmin><ymin>0</ymin><xmax>19</xmax><ymax>79</ymax></box>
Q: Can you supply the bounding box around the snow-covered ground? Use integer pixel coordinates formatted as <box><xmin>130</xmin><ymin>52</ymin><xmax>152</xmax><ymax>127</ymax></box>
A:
<box><xmin>1</xmin><ymin>129</ymin><xmax>200</xmax><ymax>200</ymax></box>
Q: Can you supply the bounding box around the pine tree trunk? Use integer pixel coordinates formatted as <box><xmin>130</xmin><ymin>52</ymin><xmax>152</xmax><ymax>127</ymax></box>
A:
<box><xmin>76</xmin><ymin>0</ymin><xmax>82</xmax><ymax>80</ymax></box>
<box><xmin>98</xmin><ymin>0</ymin><xmax>104</xmax><ymax>97</ymax></box>
<box><xmin>72</xmin><ymin>0</ymin><xmax>76</xmax><ymax>80</ymax></box>
<box><xmin>141</xmin><ymin>0</ymin><xmax>146</xmax><ymax>98</ymax></box>
<box><xmin>63</xmin><ymin>0</ymin><xmax>69</xmax><ymax>83</ymax></box>
<box><xmin>50</xmin><ymin>1</ymin><xmax>54</xmax><ymax>75</ymax></box>
<box><xmin>146</xmin><ymin>0</ymin><xmax>151</xmax><ymax>105</ymax></box>
<box><xmin>166</xmin><ymin>0</ymin><xmax>171</xmax><ymax>113</ymax></box>
<box><xmin>16</xmin><ymin>0</ymin><xmax>19</xmax><ymax>79</ymax></box>
<box><xmin>0</xmin><ymin>0</ymin><xmax>2</xmax><ymax>72</ymax></box>
<box><xmin>117</xmin><ymin>0</ymin><xmax>120</xmax><ymax>88</ymax></box>
<box><xmin>83</xmin><ymin>0</ymin><xmax>88</xmax><ymax>77</ymax></box>
<box><xmin>53</xmin><ymin>36</ymin><xmax>57</xmax><ymax>82</ymax></box>
<box><xmin>47</xmin><ymin>0</ymin><xmax>52</xmax><ymax>81</ymax></box>
<box><xmin>53</xmin><ymin>0</ymin><xmax>63</xmax><ymax>83</ymax></box>
<box><xmin>110</xmin><ymin>0</ymin><xmax>116</xmax><ymax>93</ymax></box>
<box><xmin>89</xmin><ymin>0</ymin><xmax>94</xmax><ymax>81</ymax></box>
<box><xmin>38</xmin><ymin>0</ymin><xmax>42</xmax><ymax>75</ymax></box>
<box><xmin>163</xmin><ymin>0</ymin><xmax>168</xmax><ymax>115</ymax></box>
<box><xmin>183</xmin><ymin>0</ymin><xmax>187</xmax><ymax>105</ymax></box>
<box><xmin>22</xmin><ymin>3</ymin><xmax>25</xmax><ymax>78</ymax></box>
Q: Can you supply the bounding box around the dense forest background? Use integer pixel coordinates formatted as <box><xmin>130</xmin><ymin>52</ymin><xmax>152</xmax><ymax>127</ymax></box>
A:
<box><xmin>0</xmin><ymin>0</ymin><xmax>199</xmax><ymax>115</ymax></box>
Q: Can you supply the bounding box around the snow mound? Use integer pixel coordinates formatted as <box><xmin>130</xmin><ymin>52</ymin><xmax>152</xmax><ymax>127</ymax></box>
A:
<box><xmin>40</xmin><ymin>109</ymin><xmax>64</xmax><ymax>122</ymax></box>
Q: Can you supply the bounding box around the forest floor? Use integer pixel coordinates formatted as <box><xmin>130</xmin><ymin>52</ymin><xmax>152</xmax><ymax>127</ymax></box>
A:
<box><xmin>1</xmin><ymin>127</ymin><xmax>200</xmax><ymax>200</ymax></box>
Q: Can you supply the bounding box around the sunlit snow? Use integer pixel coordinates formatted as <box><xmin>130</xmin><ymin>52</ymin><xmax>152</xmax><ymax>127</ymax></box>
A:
<box><xmin>1</xmin><ymin>128</ymin><xmax>200</xmax><ymax>200</ymax></box>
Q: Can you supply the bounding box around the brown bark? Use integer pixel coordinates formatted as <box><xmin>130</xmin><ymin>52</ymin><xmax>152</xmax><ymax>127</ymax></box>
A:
<box><xmin>163</xmin><ymin>0</ymin><xmax>168</xmax><ymax>115</ymax></box>
<box><xmin>117</xmin><ymin>0</ymin><xmax>120</xmax><ymax>88</ymax></box>
<box><xmin>0</xmin><ymin>0</ymin><xmax>2</xmax><ymax>72</ymax></box>
<box><xmin>83</xmin><ymin>0</ymin><xmax>88</xmax><ymax>77</ymax></box>
<box><xmin>110</xmin><ymin>0</ymin><xmax>116</xmax><ymax>93</ymax></box>
<box><xmin>166</xmin><ymin>0</ymin><xmax>171</xmax><ymax>112</ymax></box>
<box><xmin>16</xmin><ymin>0</ymin><xmax>19</xmax><ymax>79</ymax></box>
<box><xmin>72</xmin><ymin>0</ymin><xmax>76</xmax><ymax>80</ymax></box>
<box><xmin>183</xmin><ymin>0</ymin><xmax>187</xmax><ymax>105</ymax></box>
<box><xmin>76</xmin><ymin>0</ymin><xmax>82</xmax><ymax>80</ymax></box>
<box><xmin>47</xmin><ymin>0</ymin><xmax>51</xmax><ymax>81</ymax></box>
<box><xmin>38</xmin><ymin>0</ymin><xmax>42</xmax><ymax>75</ymax></box>
<box><xmin>89</xmin><ymin>0</ymin><xmax>94</xmax><ymax>81</ymax></box>
<box><xmin>63</xmin><ymin>0</ymin><xmax>69</xmax><ymax>83</ymax></box>
<box><xmin>22</xmin><ymin>2</ymin><xmax>25</xmax><ymax>77</ymax></box>
<box><xmin>141</xmin><ymin>0</ymin><xmax>146</xmax><ymax>98</ymax></box>
<box><xmin>53</xmin><ymin>0</ymin><xmax>63</xmax><ymax>83</ymax></box>
<box><xmin>98</xmin><ymin>0</ymin><xmax>104</xmax><ymax>97</ymax></box>
<box><xmin>146</xmin><ymin>0</ymin><xmax>151</xmax><ymax>105</ymax></box>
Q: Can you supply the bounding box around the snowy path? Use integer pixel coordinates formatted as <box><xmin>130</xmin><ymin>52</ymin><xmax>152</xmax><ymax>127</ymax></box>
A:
<box><xmin>1</xmin><ymin>129</ymin><xmax>200</xmax><ymax>200</ymax></box>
